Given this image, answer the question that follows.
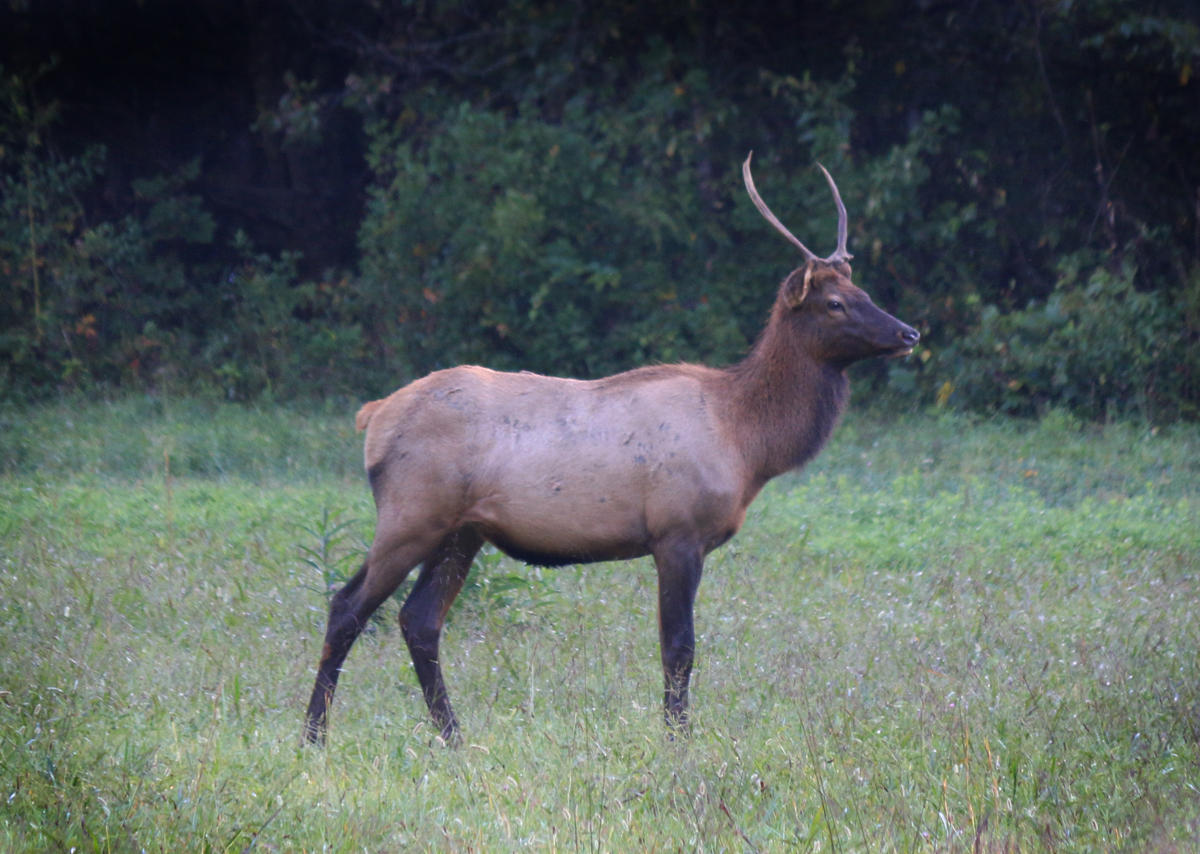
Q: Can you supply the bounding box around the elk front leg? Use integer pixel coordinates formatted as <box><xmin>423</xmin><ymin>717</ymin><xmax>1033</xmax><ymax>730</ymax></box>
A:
<box><xmin>654</xmin><ymin>539</ymin><xmax>704</xmax><ymax>733</ymax></box>
<box><xmin>399</xmin><ymin>528</ymin><xmax>483</xmax><ymax>743</ymax></box>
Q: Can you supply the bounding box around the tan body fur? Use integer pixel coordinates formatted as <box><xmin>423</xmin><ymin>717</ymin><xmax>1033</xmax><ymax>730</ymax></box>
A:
<box><xmin>359</xmin><ymin>364</ymin><xmax>752</xmax><ymax>571</ymax></box>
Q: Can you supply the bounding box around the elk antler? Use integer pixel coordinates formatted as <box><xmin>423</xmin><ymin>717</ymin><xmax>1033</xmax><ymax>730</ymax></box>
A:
<box><xmin>817</xmin><ymin>163</ymin><xmax>852</xmax><ymax>264</ymax></box>
<box><xmin>743</xmin><ymin>153</ymin><xmax>853</xmax><ymax>264</ymax></box>
<box><xmin>742</xmin><ymin>153</ymin><xmax>818</xmax><ymax>262</ymax></box>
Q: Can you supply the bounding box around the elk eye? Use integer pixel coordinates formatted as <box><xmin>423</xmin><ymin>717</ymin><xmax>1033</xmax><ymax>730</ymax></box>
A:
<box><xmin>827</xmin><ymin>298</ymin><xmax>844</xmax><ymax>312</ymax></box>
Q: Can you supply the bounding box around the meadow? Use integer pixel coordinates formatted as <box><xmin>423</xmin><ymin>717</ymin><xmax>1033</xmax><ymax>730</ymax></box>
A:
<box><xmin>0</xmin><ymin>396</ymin><xmax>1196</xmax><ymax>851</ymax></box>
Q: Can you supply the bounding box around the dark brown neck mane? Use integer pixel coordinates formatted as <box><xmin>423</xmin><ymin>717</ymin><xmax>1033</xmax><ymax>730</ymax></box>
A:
<box><xmin>722</xmin><ymin>299</ymin><xmax>849</xmax><ymax>487</ymax></box>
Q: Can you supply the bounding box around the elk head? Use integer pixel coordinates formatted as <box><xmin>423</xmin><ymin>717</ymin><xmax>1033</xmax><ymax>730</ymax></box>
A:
<box><xmin>743</xmin><ymin>153</ymin><xmax>919</xmax><ymax>366</ymax></box>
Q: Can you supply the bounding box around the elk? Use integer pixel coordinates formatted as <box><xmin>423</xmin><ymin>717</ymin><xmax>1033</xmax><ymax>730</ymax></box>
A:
<box><xmin>303</xmin><ymin>153</ymin><xmax>919</xmax><ymax>744</ymax></box>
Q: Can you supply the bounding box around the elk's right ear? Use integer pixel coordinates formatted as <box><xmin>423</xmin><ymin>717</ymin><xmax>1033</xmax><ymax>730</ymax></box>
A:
<box><xmin>782</xmin><ymin>265</ymin><xmax>814</xmax><ymax>308</ymax></box>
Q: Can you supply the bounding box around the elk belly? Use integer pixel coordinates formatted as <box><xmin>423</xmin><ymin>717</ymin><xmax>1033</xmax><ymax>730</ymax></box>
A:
<box><xmin>463</xmin><ymin>470</ymin><xmax>652</xmax><ymax>567</ymax></box>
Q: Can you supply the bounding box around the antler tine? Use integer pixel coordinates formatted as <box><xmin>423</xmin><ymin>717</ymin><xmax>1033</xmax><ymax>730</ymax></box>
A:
<box><xmin>817</xmin><ymin>163</ymin><xmax>853</xmax><ymax>263</ymax></box>
<box><xmin>743</xmin><ymin>152</ymin><xmax>818</xmax><ymax>262</ymax></box>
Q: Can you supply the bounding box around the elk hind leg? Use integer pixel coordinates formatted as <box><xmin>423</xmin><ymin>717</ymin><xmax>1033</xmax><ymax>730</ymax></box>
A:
<box><xmin>400</xmin><ymin>526</ymin><xmax>484</xmax><ymax>743</ymax></box>
<box><xmin>303</xmin><ymin>530</ymin><xmax>443</xmax><ymax>744</ymax></box>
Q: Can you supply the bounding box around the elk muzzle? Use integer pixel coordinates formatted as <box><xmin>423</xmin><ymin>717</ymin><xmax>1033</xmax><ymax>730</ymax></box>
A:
<box><xmin>890</xmin><ymin>324</ymin><xmax>920</xmax><ymax>358</ymax></box>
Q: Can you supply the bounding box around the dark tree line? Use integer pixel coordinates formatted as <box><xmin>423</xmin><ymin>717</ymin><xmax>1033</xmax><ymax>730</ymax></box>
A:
<box><xmin>2</xmin><ymin>0</ymin><xmax>1197</xmax><ymax>418</ymax></box>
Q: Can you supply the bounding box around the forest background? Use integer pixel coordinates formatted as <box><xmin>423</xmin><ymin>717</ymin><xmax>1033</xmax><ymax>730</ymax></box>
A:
<box><xmin>2</xmin><ymin>0</ymin><xmax>1198</xmax><ymax>420</ymax></box>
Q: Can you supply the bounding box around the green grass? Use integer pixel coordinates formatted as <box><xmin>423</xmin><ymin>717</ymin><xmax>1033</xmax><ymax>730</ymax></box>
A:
<box><xmin>1</xmin><ymin>396</ymin><xmax>1197</xmax><ymax>851</ymax></box>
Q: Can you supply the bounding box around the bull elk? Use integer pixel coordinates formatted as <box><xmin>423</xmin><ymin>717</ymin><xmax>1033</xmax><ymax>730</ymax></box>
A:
<box><xmin>303</xmin><ymin>153</ymin><xmax>919</xmax><ymax>744</ymax></box>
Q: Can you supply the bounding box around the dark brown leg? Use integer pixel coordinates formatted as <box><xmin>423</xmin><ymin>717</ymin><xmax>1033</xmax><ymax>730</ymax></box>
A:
<box><xmin>303</xmin><ymin>532</ymin><xmax>442</xmax><ymax>744</ymax></box>
<box><xmin>654</xmin><ymin>538</ymin><xmax>705</xmax><ymax>733</ymax></box>
<box><xmin>399</xmin><ymin>527</ymin><xmax>484</xmax><ymax>743</ymax></box>
<box><xmin>304</xmin><ymin>563</ymin><xmax>381</xmax><ymax>743</ymax></box>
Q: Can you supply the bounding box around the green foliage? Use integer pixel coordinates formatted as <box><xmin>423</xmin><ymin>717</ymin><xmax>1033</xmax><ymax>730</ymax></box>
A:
<box><xmin>296</xmin><ymin>506</ymin><xmax>363</xmax><ymax>598</ymax></box>
<box><xmin>920</xmin><ymin>250</ymin><xmax>1199</xmax><ymax>420</ymax></box>
<box><xmin>357</xmin><ymin>94</ymin><xmax>746</xmax><ymax>380</ymax></box>
<box><xmin>0</xmin><ymin>72</ymin><xmax>369</xmax><ymax>401</ymax></box>
<box><xmin>0</xmin><ymin>118</ymin><xmax>106</xmax><ymax>386</ymax></box>
<box><xmin>1</xmin><ymin>59</ymin><xmax>225</xmax><ymax>392</ymax></box>
<box><xmin>207</xmin><ymin>232</ymin><xmax>310</xmax><ymax>398</ymax></box>
<box><xmin>0</xmin><ymin>122</ymin><xmax>216</xmax><ymax>390</ymax></box>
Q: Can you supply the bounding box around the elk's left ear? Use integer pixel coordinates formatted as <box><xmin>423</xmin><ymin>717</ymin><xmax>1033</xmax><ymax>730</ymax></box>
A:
<box><xmin>782</xmin><ymin>265</ymin><xmax>814</xmax><ymax>308</ymax></box>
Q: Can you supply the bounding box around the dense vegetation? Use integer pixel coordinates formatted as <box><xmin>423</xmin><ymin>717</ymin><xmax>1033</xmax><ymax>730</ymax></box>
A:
<box><xmin>1</xmin><ymin>400</ymin><xmax>1196</xmax><ymax>850</ymax></box>
<box><xmin>2</xmin><ymin>1</ymin><xmax>1198</xmax><ymax>418</ymax></box>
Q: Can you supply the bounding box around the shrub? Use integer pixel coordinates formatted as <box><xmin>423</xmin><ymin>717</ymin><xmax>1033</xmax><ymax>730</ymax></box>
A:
<box><xmin>355</xmin><ymin>94</ymin><xmax>751</xmax><ymax>383</ymax></box>
<box><xmin>918</xmin><ymin>250</ymin><xmax>1199</xmax><ymax>420</ymax></box>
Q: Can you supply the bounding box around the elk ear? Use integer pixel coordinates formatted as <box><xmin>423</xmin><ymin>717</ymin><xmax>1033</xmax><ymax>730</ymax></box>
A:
<box><xmin>782</xmin><ymin>265</ymin><xmax>814</xmax><ymax>308</ymax></box>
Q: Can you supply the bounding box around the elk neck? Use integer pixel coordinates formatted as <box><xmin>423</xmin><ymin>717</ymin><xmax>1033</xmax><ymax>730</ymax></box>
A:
<box><xmin>719</xmin><ymin>300</ymin><xmax>849</xmax><ymax>489</ymax></box>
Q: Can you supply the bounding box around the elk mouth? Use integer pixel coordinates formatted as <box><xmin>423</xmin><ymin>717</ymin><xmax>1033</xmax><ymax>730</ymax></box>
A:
<box><xmin>886</xmin><ymin>327</ymin><xmax>920</xmax><ymax>359</ymax></box>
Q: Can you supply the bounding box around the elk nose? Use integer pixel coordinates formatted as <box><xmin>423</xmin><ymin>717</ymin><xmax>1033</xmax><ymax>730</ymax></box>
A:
<box><xmin>899</xmin><ymin>326</ymin><xmax>920</xmax><ymax>346</ymax></box>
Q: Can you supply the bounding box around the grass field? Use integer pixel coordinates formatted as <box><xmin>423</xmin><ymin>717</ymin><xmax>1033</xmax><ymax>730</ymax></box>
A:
<box><xmin>1</xmin><ymin>396</ymin><xmax>1197</xmax><ymax>851</ymax></box>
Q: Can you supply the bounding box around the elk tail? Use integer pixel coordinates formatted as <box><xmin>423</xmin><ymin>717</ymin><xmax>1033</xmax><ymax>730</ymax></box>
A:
<box><xmin>355</xmin><ymin>399</ymin><xmax>384</xmax><ymax>433</ymax></box>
